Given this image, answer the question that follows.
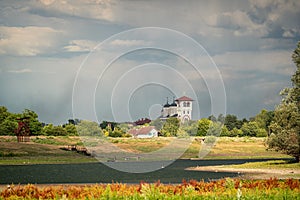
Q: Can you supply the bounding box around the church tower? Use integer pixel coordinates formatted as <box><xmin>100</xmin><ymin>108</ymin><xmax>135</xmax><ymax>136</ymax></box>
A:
<box><xmin>175</xmin><ymin>96</ymin><xmax>193</xmax><ymax>122</ymax></box>
<box><xmin>160</xmin><ymin>96</ymin><xmax>193</xmax><ymax>122</ymax></box>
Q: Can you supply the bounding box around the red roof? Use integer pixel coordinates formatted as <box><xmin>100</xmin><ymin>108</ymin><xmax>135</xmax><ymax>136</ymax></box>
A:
<box><xmin>175</xmin><ymin>96</ymin><xmax>193</xmax><ymax>101</ymax></box>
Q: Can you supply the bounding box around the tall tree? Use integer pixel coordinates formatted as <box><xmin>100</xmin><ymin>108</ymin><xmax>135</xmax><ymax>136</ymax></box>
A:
<box><xmin>268</xmin><ymin>42</ymin><xmax>300</xmax><ymax>162</ymax></box>
<box><xmin>224</xmin><ymin>114</ymin><xmax>243</xmax><ymax>130</ymax></box>
<box><xmin>161</xmin><ymin>117</ymin><xmax>180</xmax><ymax>137</ymax></box>
<box><xmin>241</xmin><ymin>121</ymin><xmax>267</xmax><ymax>137</ymax></box>
<box><xmin>0</xmin><ymin>106</ymin><xmax>9</xmax><ymax>124</ymax></box>
<box><xmin>21</xmin><ymin>109</ymin><xmax>42</xmax><ymax>135</ymax></box>
<box><xmin>254</xmin><ymin>109</ymin><xmax>274</xmax><ymax>133</ymax></box>
<box><xmin>197</xmin><ymin>118</ymin><xmax>212</xmax><ymax>136</ymax></box>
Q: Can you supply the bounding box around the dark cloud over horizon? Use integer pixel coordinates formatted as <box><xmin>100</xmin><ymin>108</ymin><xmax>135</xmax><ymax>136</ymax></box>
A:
<box><xmin>0</xmin><ymin>0</ymin><xmax>299</xmax><ymax>124</ymax></box>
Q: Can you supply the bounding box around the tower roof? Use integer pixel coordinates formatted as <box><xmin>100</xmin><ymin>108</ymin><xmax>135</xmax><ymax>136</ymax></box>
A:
<box><xmin>170</xmin><ymin>96</ymin><xmax>177</xmax><ymax>107</ymax></box>
<box><xmin>175</xmin><ymin>96</ymin><xmax>193</xmax><ymax>101</ymax></box>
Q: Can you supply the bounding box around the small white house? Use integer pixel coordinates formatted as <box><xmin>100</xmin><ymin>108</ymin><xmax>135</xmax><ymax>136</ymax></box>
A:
<box><xmin>128</xmin><ymin>126</ymin><xmax>158</xmax><ymax>138</ymax></box>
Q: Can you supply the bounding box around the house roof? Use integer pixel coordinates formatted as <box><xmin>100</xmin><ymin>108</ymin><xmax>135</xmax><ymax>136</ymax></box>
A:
<box><xmin>175</xmin><ymin>96</ymin><xmax>193</xmax><ymax>101</ymax></box>
<box><xmin>128</xmin><ymin>126</ymin><xmax>157</xmax><ymax>136</ymax></box>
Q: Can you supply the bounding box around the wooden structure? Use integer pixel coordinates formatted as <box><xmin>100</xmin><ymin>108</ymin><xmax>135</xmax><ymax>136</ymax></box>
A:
<box><xmin>15</xmin><ymin>117</ymin><xmax>31</xmax><ymax>142</ymax></box>
<box><xmin>60</xmin><ymin>145</ymin><xmax>91</xmax><ymax>156</ymax></box>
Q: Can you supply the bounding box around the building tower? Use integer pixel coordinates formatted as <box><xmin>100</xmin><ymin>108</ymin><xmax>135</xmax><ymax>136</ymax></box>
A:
<box><xmin>160</xmin><ymin>96</ymin><xmax>193</xmax><ymax>122</ymax></box>
<box><xmin>175</xmin><ymin>96</ymin><xmax>193</xmax><ymax>122</ymax></box>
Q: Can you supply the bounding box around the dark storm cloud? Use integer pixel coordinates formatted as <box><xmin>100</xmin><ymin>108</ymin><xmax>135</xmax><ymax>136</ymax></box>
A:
<box><xmin>0</xmin><ymin>0</ymin><xmax>299</xmax><ymax>123</ymax></box>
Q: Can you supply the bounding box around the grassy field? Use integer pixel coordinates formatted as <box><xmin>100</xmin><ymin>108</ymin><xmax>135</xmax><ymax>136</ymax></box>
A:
<box><xmin>204</xmin><ymin>137</ymin><xmax>292</xmax><ymax>159</ymax></box>
<box><xmin>0</xmin><ymin>136</ymin><xmax>292</xmax><ymax>165</ymax></box>
<box><xmin>0</xmin><ymin>136</ymin><xmax>96</xmax><ymax>165</ymax></box>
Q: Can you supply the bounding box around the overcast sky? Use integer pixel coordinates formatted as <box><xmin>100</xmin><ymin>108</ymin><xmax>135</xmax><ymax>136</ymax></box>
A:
<box><xmin>0</xmin><ymin>0</ymin><xmax>299</xmax><ymax>124</ymax></box>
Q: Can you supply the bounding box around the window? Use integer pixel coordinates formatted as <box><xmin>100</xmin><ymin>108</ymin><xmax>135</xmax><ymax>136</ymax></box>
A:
<box><xmin>187</xmin><ymin>102</ymin><xmax>190</xmax><ymax>107</ymax></box>
<box><xmin>187</xmin><ymin>111</ymin><xmax>189</xmax><ymax>114</ymax></box>
<box><xmin>183</xmin><ymin>110</ymin><xmax>185</xmax><ymax>114</ymax></box>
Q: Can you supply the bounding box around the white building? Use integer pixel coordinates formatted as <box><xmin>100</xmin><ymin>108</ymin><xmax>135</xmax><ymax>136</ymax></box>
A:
<box><xmin>128</xmin><ymin>126</ymin><xmax>158</xmax><ymax>138</ymax></box>
<box><xmin>160</xmin><ymin>96</ymin><xmax>193</xmax><ymax>122</ymax></box>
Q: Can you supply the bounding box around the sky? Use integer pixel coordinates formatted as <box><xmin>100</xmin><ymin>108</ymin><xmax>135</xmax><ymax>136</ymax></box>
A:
<box><xmin>0</xmin><ymin>0</ymin><xmax>300</xmax><ymax>124</ymax></box>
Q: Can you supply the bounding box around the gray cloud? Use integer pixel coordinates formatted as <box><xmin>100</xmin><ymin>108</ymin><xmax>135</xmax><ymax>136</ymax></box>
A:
<box><xmin>0</xmin><ymin>0</ymin><xmax>299</xmax><ymax>123</ymax></box>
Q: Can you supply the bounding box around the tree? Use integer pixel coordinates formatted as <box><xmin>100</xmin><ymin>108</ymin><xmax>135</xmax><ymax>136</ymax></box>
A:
<box><xmin>0</xmin><ymin>106</ymin><xmax>9</xmax><ymax>124</ymax></box>
<box><xmin>224</xmin><ymin>114</ymin><xmax>243</xmax><ymax>131</ymax></box>
<box><xmin>241</xmin><ymin>121</ymin><xmax>267</xmax><ymax>137</ymax></box>
<box><xmin>197</xmin><ymin>118</ymin><xmax>212</xmax><ymax>136</ymax></box>
<box><xmin>229</xmin><ymin>127</ymin><xmax>243</xmax><ymax>137</ymax></box>
<box><xmin>100</xmin><ymin>121</ymin><xmax>117</xmax><ymax>131</ymax></box>
<box><xmin>109</xmin><ymin>127</ymin><xmax>125</xmax><ymax>137</ymax></box>
<box><xmin>217</xmin><ymin>114</ymin><xmax>225</xmax><ymax>123</ymax></box>
<box><xmin>268</xmin><ymin>42</ymin><xmax>300</xmax><ymax>162</ymax></box>
<box><xmin>181</xmin><ymin>120</ymin><xmax>198</xmax><ymax>136</ymax></box>
<box><xmin>161</xmin><ymin>117</ymin><xmax>180</xmax><ymax>137</ymax></box>
<box><xmin>76</xmin><ymin>120</ymin><xmax>103</xmax><ymax>136</ymax></box>
<box><xmin>208</xmin><ymin>115</ymin><xmax>217</xmax><ymax>122</ymax></box>
<box><xmin>208</xmin><ymin>121</ymin><xmax>230</xmax><ymax>136</ymax></box>
<box><xmin>41</xmin><ymin>124</ymin><xmax>68</xmax><ymax>136</ymax></box>
<box><xmin>0</xmin><ymin>114</ymin><xmax>18</xmax><ymax>136</ymax></box>
<box><xmin>0</xmin><ymin>107</ymin><xmax>17</xmax><ymax>135</ymax></box>
<box><xmin>64</xmin><ymin>124</ymin><xmax>77</xmax><ymax>136</ymax></box>
<box><xmin>21</xmin><ymin>109</ymin><xmax>42</xmax><ymax>135</ymax></box>
<box><xmin>150</xmin><ymin>119</ymin><xmax>164</xmax><ymax>130</ymax></box>
<box><xmin>254</xmin><ymin>109</ymin><xmax>274</xmax><ymax>133</ymax></box>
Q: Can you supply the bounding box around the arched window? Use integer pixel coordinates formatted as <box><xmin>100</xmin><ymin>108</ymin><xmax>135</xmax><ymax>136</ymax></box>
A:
<box><xmin>187</xmin><ymin>102</ymin><xmax>190</xmax><ymax>107</ymax></box>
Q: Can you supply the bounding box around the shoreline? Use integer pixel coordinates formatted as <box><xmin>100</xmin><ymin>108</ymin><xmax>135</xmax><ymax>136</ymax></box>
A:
<box><xmin>186</xmin><ymin>165</ymin><xmax>300</xmax><ymax>179</ymax></box>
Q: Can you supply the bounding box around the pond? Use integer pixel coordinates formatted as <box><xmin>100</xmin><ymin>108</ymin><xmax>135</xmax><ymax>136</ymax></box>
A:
<box><xmin>0</xmin><ymin>158</ymin><xmax>283</xmax><ymax>184</ymax></box>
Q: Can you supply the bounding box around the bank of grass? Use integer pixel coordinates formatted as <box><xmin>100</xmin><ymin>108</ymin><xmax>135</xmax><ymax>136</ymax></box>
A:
<box><xmin>0</xmin><ymin>136</ymin><xmax>96</xmax><ymax>165</ymax></box>
<box><xmin>204</xmin><ymin>137</ymin><xmax>292</xmax><ymax>159</ymax></box>
<box><xmin>0</xmin><ymin>136</ymin><xmax>292</xmax><ymax>165</ymax></box>
<box><xmin>229</xmin><ymin>160</ymin><xmax>300</xmax><ymax>170</ymax></box>
<box><xmin>109</xmin><ymin>137</ymin><xmax>171</xmax><ymax>153</ymax></box>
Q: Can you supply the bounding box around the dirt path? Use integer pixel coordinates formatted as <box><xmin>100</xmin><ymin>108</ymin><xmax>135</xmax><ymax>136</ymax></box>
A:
<box><xmin>186</xmin><ymin>166</ymin><xmax>300</xmax><ymax>179</ymax></box>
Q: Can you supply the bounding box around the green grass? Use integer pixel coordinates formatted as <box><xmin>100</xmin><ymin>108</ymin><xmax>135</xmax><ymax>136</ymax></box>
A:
<box><xmin>229</xmin><ymin>160</ymin><xmax>300</xmax><ymax>170</ymax></box>
<box><xmin>0</xmin><ymin>136</ymin><xmax>293</xmax><ymax>165</ymax></box>
<box><xmin>0</xmin><ymin>136</ymin><xmax>96</xmax><ymax>165</ymax></box>
<box><xmin>204</xmin><ymin>137</ymin><xmax>292</xmax><ymax>159</ymax></box>
<box><xmin>110</xmin><ymin>137</ymin><xmax>172</xmax><ymax>153</ymax></box>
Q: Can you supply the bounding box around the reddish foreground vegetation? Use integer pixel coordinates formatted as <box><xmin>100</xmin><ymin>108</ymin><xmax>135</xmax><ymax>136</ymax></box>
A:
<box><xmin>1</xmin><ymin>178</ymin><xmax>299</xmax><ymax>199</ymax></box>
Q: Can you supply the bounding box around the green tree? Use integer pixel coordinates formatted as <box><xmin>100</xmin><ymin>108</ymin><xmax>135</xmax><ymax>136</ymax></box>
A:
<box><xmin>0</xmin><ymin>114</ymin><xmax>18</xmax><ymax>136</ymax></box>
<box><xmin>254</xmin><ymin>109</ymin><xmax>274</xmax><ymax>133</ymax></box>
<box><xmin>41</xmin><ymin>124</ymin><xmax>68</xmax><ymax>136</ymax></box>
<box><xmin>241</xmin><ymin>121</ymin><xmax>267</xmax><ymax>137</ymax></box>
<box><xmin>0</xmin><ymin>106</ymin><xmax>9</xmax><ymax>124</ymax></box>
<box><xmin>109</xmin><ymin>127</ymin><xmax>125</xmax><ymax>137</ymax></box>
<box><xmin>224</xmin><ymin>114</ymin><xmax>243</xmax><ymax>131</ymax></box>
<box><xmin>161</xmin><ymin>117</ymin><xmax>180</xmax><ymax>137</ymax></box>
<box><xmin>0</xmin><ymin>107</ymin><xmax>17</xmax><ymax>135</ymax></box>
<box><xmin>268</xmin><ymin>42</ymin><xmax>300</xmax><ymax>162</ymax></box>
<box><xmin>149</xmin><ymin>119</ymin><xmax>164</xmax><ymax>130</ymax></box>
<box><xmin>21</xmin><ymin>109</ymin><xmax>42</xmax><ymax>135</ymax></box>
<box><xmin>41</xmin><ymin>124</ymin><xmax>54</xmax><ymax>136</ymax></box>
<box><xmin>197</xmin><ymin>118</ymin><xmax>212</xmax><ymax>136</ymax></box>
<box><xmin>229</xmin><ymin>127</ymin><xmax>243</xmax><ymax>137</ymax></box>
<box><xmin>217</xmin><ymin>114</ymin><xmax>225</xmax><ymax>123</ymax></box>
<box><xmin>64</xmin><ymin>124</ymin><xmax>77</xmax><ymax>136</ymax></box>
<box><xmin>208</xmin><ymin>115</ymin><xmax>217</xmax><ymax>122</ymax></box>
<box><xmin>76</xmin><ymin>120</ymin><xmax>103</xmax><ymax>136</ymax></box>
<box><xmin>209</xmin><ymin>121</ymin><xmax>229</xmax><ymax>136</ymax></box>
<box><xmin>181</xmin><ymin>120</ymin><xmax>198</xmax><ymax>136</ymax></box>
